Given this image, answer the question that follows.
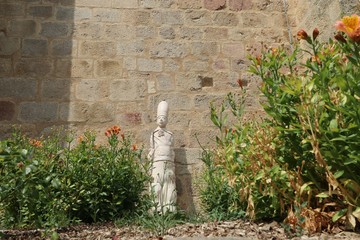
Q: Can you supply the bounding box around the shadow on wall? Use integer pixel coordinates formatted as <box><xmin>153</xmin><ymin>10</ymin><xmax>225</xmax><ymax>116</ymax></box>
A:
<box><xmin>175</xmin><ymin>147</ymin><xmax>203</xmax><ymax>214</ymax></box>
<box><xmin>0</xmin><ymin>0</ymin><xmax>74</xmax><ymax>138</ymax></box>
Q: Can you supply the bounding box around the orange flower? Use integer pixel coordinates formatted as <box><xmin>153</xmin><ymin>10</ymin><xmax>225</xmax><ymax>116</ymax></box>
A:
<box><xmin>105</xmin><ymin>125</ymin><xmax>121</xmax><ymax>137</ymax></box>
<box><xmin>297</xmin><ymin>29</ymin><xmax>309</xmax><ymax>40</ymax></box>
<box><xmin>132</xmin><ymin>144</ymin><xmax>137</xmax><ymax>151</ymax></box>
<box><xmin>335</xmin><ymin>14</ymin><xmax>360</xmax><ymax>42</ymax></box>
<box><xmin>105</xmin><ymin>129</ymin><xmax>112</xmax><ymax>137</ymax></box>
<box><xmin>30</xmin><ymin>139</ymin><xmax>43</xmax><ymax>147</ymax></box>
<box><xmin>255</xmin><ymin>55</ymin><xmax>261</xmax><ymax>65</ymax></box>
<box><xmin>112</xmin><ymin>125</ymin><xmax>121</xmax><ymax>135</ymax></box>
<box><xmin>78</xmin><ymin>135</ymin><xmax>84</xmax><ymax>143</ymax></box>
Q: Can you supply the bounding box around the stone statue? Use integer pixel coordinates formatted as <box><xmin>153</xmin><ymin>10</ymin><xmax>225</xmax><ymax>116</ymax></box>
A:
<box><xmin>148</xmin><ymin>101</ymin><xmax>176</xmax><ymax>213</ymax></box>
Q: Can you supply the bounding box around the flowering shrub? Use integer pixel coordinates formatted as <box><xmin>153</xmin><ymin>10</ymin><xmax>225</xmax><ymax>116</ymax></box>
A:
<box><xmin>0</xmin><ymin>126</ymin><xmax>151</xmax><ymax>228</ymax></box>
<box><xmin>200</xmin><ymin>14</ymin><xmax>360</xmax><ymax>233</ymax></box>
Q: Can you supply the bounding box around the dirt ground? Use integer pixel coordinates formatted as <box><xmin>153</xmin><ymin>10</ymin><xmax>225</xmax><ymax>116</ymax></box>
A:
<box><xmin>1</xmin><ymin>219</ymin><xmax>360</xmax><ymax>240</ymax></box>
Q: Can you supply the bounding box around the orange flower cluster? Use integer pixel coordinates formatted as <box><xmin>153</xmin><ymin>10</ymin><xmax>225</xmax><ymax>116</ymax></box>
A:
<box><xmin>29</xmin><ymin>139</ymin><xmax>43</xmax><ymax>147</ymax></box>
<box><xmin>105</xmin><ymin>125</ymin><xmax>121</xmax><ymax>137</ymax></box>
<box><xmin>335</xmin><ymin>14</ymin><xmax>360</xmax><ymax>42</ymax></box>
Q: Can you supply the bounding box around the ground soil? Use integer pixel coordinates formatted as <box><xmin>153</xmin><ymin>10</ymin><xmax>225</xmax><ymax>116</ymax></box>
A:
<box><xmin>1</xmin><ymin>219</ymin><xmax>360</xmax><ymax>240</ymax></box>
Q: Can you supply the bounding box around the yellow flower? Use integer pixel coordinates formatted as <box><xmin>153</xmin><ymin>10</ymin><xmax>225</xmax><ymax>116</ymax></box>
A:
<box><xmin>335</xmin><ymin>14</ymin><xmax>360</xmax><ymax>42</ymax></box>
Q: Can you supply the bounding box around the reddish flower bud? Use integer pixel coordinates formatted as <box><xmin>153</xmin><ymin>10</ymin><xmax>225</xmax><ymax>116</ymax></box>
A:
<box><xmin>334</xmin><ymin>33</ymin><xmax>347</xmax><ymax>43</ymax></box>
<box><xmin>312</xmin><ymin>28</ymin><xmax>319</xmax><ymax>40</ymax></box>
<box><xmin>297</xmin><ymin>29</ymin><xmax>309</xmax><ymax>40</ymax></box>
<box><xmin>237</xmin><ymin>79</ymin><xmax>243</xmax><ymax>89</ymax></box>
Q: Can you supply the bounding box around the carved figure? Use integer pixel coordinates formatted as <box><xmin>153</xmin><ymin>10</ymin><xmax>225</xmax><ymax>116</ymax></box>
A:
<box><xmin>148</xmin><ymin>101</ymin><xmax>176</xmax><ymax>213</ymax></box>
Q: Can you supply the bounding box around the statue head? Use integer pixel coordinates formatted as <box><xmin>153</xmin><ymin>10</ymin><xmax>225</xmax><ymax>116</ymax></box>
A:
<box><xmin>157</xmin><ymin>101</ymin><xmax>169</xmax><ymax>128</ymax></box>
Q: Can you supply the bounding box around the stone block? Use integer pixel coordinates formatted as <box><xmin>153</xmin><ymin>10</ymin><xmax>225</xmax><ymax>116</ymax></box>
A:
<box><xmin>156</xmin><ymin>73</ymin><xmax>175</xmax><ymax>91</ymax></box>
<box><xmin>93</xmin><ymin>8</ymin><xmax>122</xmax><ymax>22</ymax></box>
<box><xmin>0</xmin><ymin>78</ymin><xmax>37</xmax><ymax>100</ymax></box>
<box><xmin>73</xmin><ymin>22</ymin><xmax>104</xmax><ymax>40</ymax></box>
<box><xmin>140</xmin><ymin>0</ymin><xmax>174</xmax><ymax>8</ymax></box>
<box><xmin>168</xmin><ymin>111</ymin><xmax>191</xmax><ymax>128</ymax></box>
<box><xmin>112</xmin><ymin>0</ymin><xmax>138</xmax><ymax>8</ymax></box>
<box><xmin>147</xmin><ymin>80</ymin><xmax>156</xmax><ymax>94</ymax></box>
<box><xmin>51</xmin><ymin>39</ymin><xmax>74</xmax><ymax>56</ymax></box>
<box><xmin>22</xmin><ymin>39</ymin><xmax>48</xmax><ymax>57</ymax></box>
<box><xmin>178</xmin><ymin>0</ymin><xmax>203</xmax><ymax>9</ymax></box>
<box><xmin>204</xmin><ymin>0</ymin><xmax>226</xmax><ymax>10</ymax></box>
<box><xmin>194</xmin><ymin>94</ymin><xmax>224</xmax><ymax>109</ymax></box>
<box><xmin>204</xmin><ymin>27</ymin><xmax>228</xmax><ymax>40</ymax></box>
<box><xmin>75</xmin><ymin>0</ymin><xmax>112</xmax><ymax>7</ymax></box>
<box><xmin>229</xmin><ymin>0</ymin><xmax>253</xmax><ymax>11</ymax></box>
<box><xmin>152</xmin><ymin>10</ymin><xmax>184</xmax><ymax>25</ymax></box>
<box><xmin>40</xmin><ymin>22</ymin><xmax>69</xmax><ymax>37</ymax></box>
<box><xmin>183</xmin><ymin>60</ymin><xmax>209</xmax><ymax>72</ymax></box>
<box><xmin>136</xmin><ymin>26</ymin><xmax>157</xmax><ymax>39</ymax></box>
<box><xmin>0</xmin><ymin>33</ymin><xmax>20</xmax><ymax>55</ymax></box>
<box><xmin>176</xmin><ymin>72</ymin><xmax>202</xmax><ymax>91</ymax></box>
<box><xmin>95</xmin><ymin>60</ymin><xmax>123</xmax><ymax>77</ymax></box>
<box><xmin>118</xmin><ymin>112</ymin><xmax>142</xmax><ymax>126</ymax></box>
<box><xmin>164</xmin><ymin>59</ymin><xmax>180</xmax><ymax>71</ymax></box>
<box><xmin>19</xmin><ymin>102</ymin><xmax>58</xmax><ymax>123</ymax></box>
<box><xmin>222</xmin><ymin>43</ymin><xmax>245</xmax><ymax>58</ymax></box>
<box><xmin>80</xmin><ymin>41</ymin><xmax>116</xmax><ymax>58</ymax></box>
<box><xmin>109</xmin><ymin>77</ymin><xmax>147</xmax><ymax>101</ymax></box>
<box><xmin>71</xmin><ymin>59</ymin><xmax>93</xmax><ymax>78</ymax></box>
<box><xmin>56</xmin><ymin>7</ymin><xmax>92</xmax><ymax>21</ymax></box>
<box><xmin>185</xmin><ymin>10</ymin><xmax>212</xmax><ymax>26</ymax></box>
<box><xmin>191</xmin><ymin>42</ymin><xmax>219</xmax><ymax>59</ymax></box>
<box><xmin>60</xmin><ymin>102</ymin><xmax>90</xmax><ymax>122</ymax></box>
<box><xmin>54</xmin><ymin>59</ymin><xmax>71</xmax><ymax>77</ymax></box>
<box><xmin>29</xmin><ymin>6</ymin><xmax>53</xmax><ymax>18</ymax></box>
<box><xmin>0</xmin><ymin>58</ymin><xmax>12</xmax><ymax>76</ymax></box>
<box><xmin>0</xmin><ymin>101</ymin><xmax>16</xmax><ymax>121</ymax></box>
<box><xmin>189</xmin><ymin>128</ymin><xmax>217</xmax><ymax>148</ymax></box>
<box><xmin>150</xmin><ymin>42</ymin><xmax>188</xmax><ymax>58</ymax></box>
<box><xmin>122</xmin><ymin>11</ymin><xmax>151</xmax><ymax>25</ymax></box>
<box><xmin>76</xmin><ymin>79</ymin><xmax>105</xmax><ymax>101</ymax></box>
<box><xmin>124</xmin><ymin>57</ymin><xmax>137</xmax><ymax>71</ymax></box>
<box><xmin>15</xmin><ymin>59</ymin><xmax>53</xmax><ymax>77</ymax></box>
<box><xmin>178</xmin><ymin>27</ymin><xmax>203</xmax><ymax>40</ymax></box>
<box><xmin>43</xmin><ymin>0</ymin><xmax>74</xmax><ymax>6</ymax></box>
<box><xmin>212</xmin><ymin>12</ymin><xmax>239</xmax><ymax>26</ymax></box>
<box><xmin>138</xmin><ymin>58</ymin><xmax>163</xmax><ymax>72</ymax></box>
<box><xmin>41</xmin><ymin>79</ymin><xmax>71</xmax><ymax>100</ymax></box>
<box><xmin>149</xmin><ymin>93</ymin><xmax>193</xmax><ymax>111</ymax></box>
<box><xmin>105</xmin><ymin>24</ymin><xmax>135</xmax><ymax>40</ymax></box>
<box><xmin>0</xmin><ymin>4</ymin><xmax>24</xmax><ymax>16</ymax></box>
<box><xmin>8</xmin><ymin>20</ymin><xmax>36</xmax><ymax>37</ymax></box>
<box><xmin>213</xmin><ymin>58</ymin><xmax>230</xmax><ymax>71</ymax></box>
<box><xmin>241</xmin><ymin>12</ymin><xmax>267</xmax><ymax>28</ymax></box>
<box><xmin>159</xmin><ymin>26</ymin><xmax>176</xmax><ymax>39</ymax></box>
<box><xmin>117</xmin><ymin>40</ymin><xmax>145</xmax><ymax>56</ymax></box>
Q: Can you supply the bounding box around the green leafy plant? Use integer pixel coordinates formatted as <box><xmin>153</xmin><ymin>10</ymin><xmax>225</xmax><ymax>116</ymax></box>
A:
<box><xmin>0</xmin><ymin>126</ymin><xmax>151</xmax><ymax>229</ymax></box>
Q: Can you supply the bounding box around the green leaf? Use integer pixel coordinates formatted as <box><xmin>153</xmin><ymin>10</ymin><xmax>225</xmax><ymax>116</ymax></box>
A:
<box><xmin>332</xmin><ymin>208</ymin><xmax>347</xmax><ymax>222</ymax></box>
<box><xmin>333</xmin><ymin>170</ymin><xmax>344</xmax><ymax>179</ymax></box>
<box><xmin>316</xmin><ymin>192</ymin><xmax>329</xmax><ymax>198</ymax></box>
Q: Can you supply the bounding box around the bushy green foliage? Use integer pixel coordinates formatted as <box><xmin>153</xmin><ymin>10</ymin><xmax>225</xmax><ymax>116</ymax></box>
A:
<box><xmin>0</xmin><ymin>126</ymin><xmax>151</xmax><ymax>229</ymax></box>
<box><xmin>200</xmin><ymin>24</ymin><xmax>360</xmax><ymax>232</ymax></box>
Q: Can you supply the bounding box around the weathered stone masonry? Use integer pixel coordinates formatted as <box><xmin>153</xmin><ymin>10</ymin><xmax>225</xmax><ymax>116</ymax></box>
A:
<box><xmin>0</xmin><ymin>0</ymin><xmax>357</xmax><ymax>212</ymax></box>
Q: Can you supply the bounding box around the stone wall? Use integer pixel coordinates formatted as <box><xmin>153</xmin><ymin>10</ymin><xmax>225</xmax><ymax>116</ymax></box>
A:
<box><xmin>0</xmin><ymin>0</ymin><xmax>352</xmax><ymax>212</ymax></box>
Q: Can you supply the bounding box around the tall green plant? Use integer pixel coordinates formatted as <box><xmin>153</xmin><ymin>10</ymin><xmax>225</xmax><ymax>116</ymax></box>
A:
<box><xmin>249</xmin><ymin>18</ymin><xmax>360</xmax><ymax>229</ymax></box>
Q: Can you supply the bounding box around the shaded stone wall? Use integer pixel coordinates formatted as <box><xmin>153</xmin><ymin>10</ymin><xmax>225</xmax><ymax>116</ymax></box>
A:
<box><xmin>1</xmin><ymin>0</ymin><xmax>353</xmax><ymax>212</ymax></box>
